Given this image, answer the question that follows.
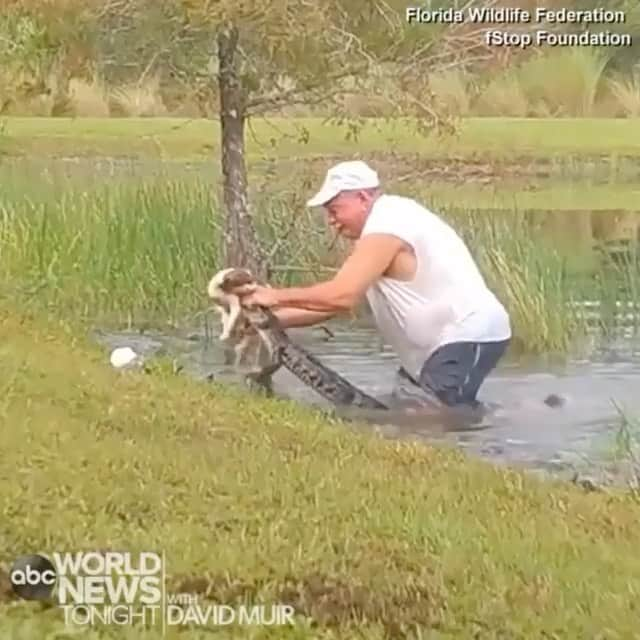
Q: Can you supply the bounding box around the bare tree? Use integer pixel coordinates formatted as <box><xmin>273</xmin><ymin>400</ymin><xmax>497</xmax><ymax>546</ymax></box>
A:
<box><xmin>216</xmin><ymin>20</ymin><xmax>263</xmax><ymax>277</ymax></box>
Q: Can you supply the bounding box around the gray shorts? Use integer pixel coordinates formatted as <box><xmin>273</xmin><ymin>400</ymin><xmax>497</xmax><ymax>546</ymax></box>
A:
<box><xmin>397</xmin><ymin>339</ymin><xmax>510</xmax><ymax>408</ymax></box>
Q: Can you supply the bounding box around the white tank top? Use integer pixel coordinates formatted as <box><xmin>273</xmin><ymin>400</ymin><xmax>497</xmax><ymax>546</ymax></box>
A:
<box><xmin>362</xmin><ymin>194</ymin><xmax>511</xmax><ymax>379</ymax></box>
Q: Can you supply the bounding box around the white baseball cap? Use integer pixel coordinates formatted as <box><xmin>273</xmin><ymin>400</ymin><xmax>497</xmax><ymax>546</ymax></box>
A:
<box><xmin>306</xmin><ymin>160</ymin><xmax>380</xmax><ymax>207</ymax></box>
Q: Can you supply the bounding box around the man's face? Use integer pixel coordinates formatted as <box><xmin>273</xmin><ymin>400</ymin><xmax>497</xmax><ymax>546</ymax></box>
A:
<box><xmin>324</xmin><ymin>190</ymin><xmax>374</xmax><ymax>239</ymax></box>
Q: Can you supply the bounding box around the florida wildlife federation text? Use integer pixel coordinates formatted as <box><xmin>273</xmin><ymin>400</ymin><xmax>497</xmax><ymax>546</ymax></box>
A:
<box><xmin>405</xmin><ymin>6</ymin><xmax>633</xmax><ymax>48</ymax></box>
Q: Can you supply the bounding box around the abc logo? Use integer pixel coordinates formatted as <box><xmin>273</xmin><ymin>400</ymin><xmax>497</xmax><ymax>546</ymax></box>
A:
<box><xmin>10</xmin><ymin>554</ymin><xmax>57</xmax><ymax>601</ymax></box>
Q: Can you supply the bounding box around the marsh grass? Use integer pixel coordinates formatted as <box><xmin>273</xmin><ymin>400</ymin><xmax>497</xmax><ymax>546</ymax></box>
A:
<box><xmin>473</xmin><ymin>71</ymin><xmax>528</xmax><ymax>118</ymax></box>
<box><xmin>607</xmin><ymin>73</ymin><xmax>640</xmax><ymax>117</ymax></box>
<box><xmin>2</xmin><ymin>43</ymin><xmax>638</xmax><ymax>122</ymax></box>
<box><xmin>446</xmin><ymin>208</ymin><xmax>590</xmax><ymax>354</ymax></box>
<box><xmin>2</xmin><ymin>177</ymin><xmax>638</xmax><ymax>353</ymax></box>
<box><xmin>1</xmin><ymin>308</ymin><xmax>640</xmax><ymax>638</ymax></box>
<box><xmin>0</xmin><ymin>180</ymin><xmax>219</xmax><ymax>326</ymax></box>
<box><xmin>613</xmin><ymin>404</ymin><xmax>640</xmax><ymax>496</ymax></box>
<box><xmin>0</xmin><ymin>176</ymin><xmax>351</xmax><ymax>327</ymax></box>
<box><xmin>513</xmin><ymin>48</ymin><xmax>611</xmax><ymax>117</ymax></box>
<box><xmin>591</xmin><ymin>246</ymin><xmax>640</xmax><ymax>335</ymax></box>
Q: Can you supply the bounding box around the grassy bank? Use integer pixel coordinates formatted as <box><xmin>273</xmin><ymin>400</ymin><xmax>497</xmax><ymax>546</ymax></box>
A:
<box><xmin>1</xmin><ymin>307</ymin><xmax>640</xmax><ymax>638</ymax></box>
<box><xmin>2</xmin><ymin>116</ymin><xmax>640</xmax><ymax>161</ymax></box>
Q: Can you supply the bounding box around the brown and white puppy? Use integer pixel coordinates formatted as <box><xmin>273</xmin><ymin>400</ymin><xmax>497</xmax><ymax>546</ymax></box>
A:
<box><xmin>207</xmin><ymin>267</ymin><xmax>252</xmax><ymax>343</ymax></box>
<box><xmin>206</xmin><ymin>267</ymin><xmax>273</xmax><ymax>373</ymax></box>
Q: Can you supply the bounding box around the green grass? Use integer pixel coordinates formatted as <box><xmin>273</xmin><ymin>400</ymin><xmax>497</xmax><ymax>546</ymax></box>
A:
<box><xmin>414</xmin><ymin>181</ymin><xmax>640</xmax><ymax>212</ymax></box>
<box><xmin>1</xmin><ymin>116</ymin><xmax>638</xmax><ymax>355</ymax></box>
<box><xmin>0</xmin><ymin>180</ymin><xmax>221</xmax><ymax>326</ymax></box>
<box><xmin>3</xmin><ymin>155</ymin><xmax>640</xmax><ymax>213</ymax></box>
<box><xmin>0</xmin><ymin>177</ymin><xmax>346</xmax><ymax>327</ymax></box>
<box><xmin>1</xmin><ymin>307</ymin><xmax>640</xmax><ymax>638</ymax></box>
<box><xmin>0</xmin><ymin>176</ymin><xmax>606</xmax><ymax>354</ymax></box>
<box><xmin>2</xmin><ymin>116</ymin><xmax>640</xmax><ymax>160</ymax></box>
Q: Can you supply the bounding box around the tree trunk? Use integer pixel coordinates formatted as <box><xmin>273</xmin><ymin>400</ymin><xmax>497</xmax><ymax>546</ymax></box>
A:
<box><xmin>216</xmin><ymin>22</ymin><xmax>267</xmax><ymax>281</ymax></box>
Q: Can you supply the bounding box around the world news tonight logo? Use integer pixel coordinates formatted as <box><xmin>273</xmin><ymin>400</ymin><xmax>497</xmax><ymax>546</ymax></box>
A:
<box><xmin>9</xmin><ymin>551</ymin><xmax>297</xmax><ymax>631</ymax></box>
<box><xmin>10</xmin><ymin>551</ymin><xmax>164</xmax><ymax>627</ymax></box>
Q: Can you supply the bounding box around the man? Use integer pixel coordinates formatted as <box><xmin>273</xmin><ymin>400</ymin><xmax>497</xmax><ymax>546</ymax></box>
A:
<box><xmin>232</xmin><ymin>160</ymin><xmax>511</xmax><ymax>409</ymax></box>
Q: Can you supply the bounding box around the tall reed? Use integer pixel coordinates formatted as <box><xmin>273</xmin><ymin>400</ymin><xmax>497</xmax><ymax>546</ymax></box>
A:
<box><xmin>444</xmin><ymin>207</ymin><xmax>590</xmax><ymax>354</ymax></box>
<box><xmin>1</xmin><ymin>179</ymin><xmax>637</xmax><ymax>353</ymax></box>
<box><xmin>0</xmin><ymin>180</ymin><xmax>219</xmax><ymax>325</ymax></box>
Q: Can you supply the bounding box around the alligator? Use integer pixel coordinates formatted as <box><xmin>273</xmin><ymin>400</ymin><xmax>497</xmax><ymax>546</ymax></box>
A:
<box><xmin>207</xmin><ymin>267</ymin><xmax>388</xmax><ymax>410</ymax></box>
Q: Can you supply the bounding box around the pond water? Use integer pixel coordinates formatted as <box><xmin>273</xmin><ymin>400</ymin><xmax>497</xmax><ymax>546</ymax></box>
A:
<box><xmin>93</xmin><ymin>314</ymin><xmax>640</xmax><ymax>489</ymax></box>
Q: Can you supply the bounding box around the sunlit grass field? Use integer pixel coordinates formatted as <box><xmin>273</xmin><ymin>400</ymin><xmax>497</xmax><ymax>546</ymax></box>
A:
<box><xmin>2</xmin><ymin>116</ymin><xmax>639</xmax><ymax>160</ymax></box>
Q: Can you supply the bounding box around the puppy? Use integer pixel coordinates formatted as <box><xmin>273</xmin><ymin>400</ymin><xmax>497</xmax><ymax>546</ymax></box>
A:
<box><xmin>207</xmin><ymin>267</ymin><xmax>249</xmax><ymax>343</ymax></box>
<box><xmin>206</xmin><ymin>268</ymin><xmax>276</xmax><ymax>378</ymax></box>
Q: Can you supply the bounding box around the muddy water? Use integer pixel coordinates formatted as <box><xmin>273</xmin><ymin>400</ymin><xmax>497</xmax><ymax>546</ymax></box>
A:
<box><xmin>94</xmin><ymin>318</ymin><xmax>640</xmax><ymax>488</ymax></box>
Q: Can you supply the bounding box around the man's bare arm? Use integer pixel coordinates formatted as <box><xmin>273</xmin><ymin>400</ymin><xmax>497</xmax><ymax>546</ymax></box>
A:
<box><xmin>272</xmin><ymin>307</ymin><xmax>338</xmax><ymax>329</ymax></box>
<box><xmin>270</xmin><ymin>234</ymin><xmax>405</xmax><ymax>312</ymax></box>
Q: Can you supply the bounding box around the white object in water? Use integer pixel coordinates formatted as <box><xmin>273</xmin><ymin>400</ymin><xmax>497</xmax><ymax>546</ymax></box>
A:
<box><xmin>110</xmin><ymin>346</ymin><xmax>139</xmax><ymax>369</ymax></box>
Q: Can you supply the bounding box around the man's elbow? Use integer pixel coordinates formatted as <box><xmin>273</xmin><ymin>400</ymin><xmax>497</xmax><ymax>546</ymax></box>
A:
<box><xmin>332</xmin><ymin>290</ymin><xmax>361</xmax><ymax>312</ymax></box>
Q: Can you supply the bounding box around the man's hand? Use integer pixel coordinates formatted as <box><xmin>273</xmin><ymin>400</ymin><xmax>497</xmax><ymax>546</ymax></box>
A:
<box><xmin>232</xmin><ymin>284</ymin><xmax>280</xmax><ymax>308</ymax></box>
